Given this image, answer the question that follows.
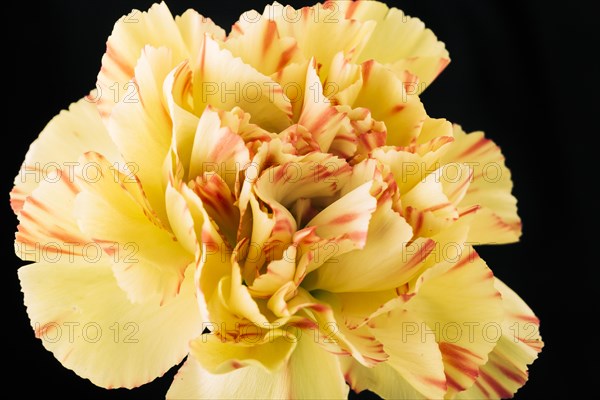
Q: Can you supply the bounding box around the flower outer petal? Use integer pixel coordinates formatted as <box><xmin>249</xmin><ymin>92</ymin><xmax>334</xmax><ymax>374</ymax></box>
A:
<box><xmin>11</xmin><ymin>95</ymin><xmax>121</xmax><ymax>214</ymax></box>
<box><xmin>341</xmin><ymin>356</ymin><xmax>426</xmax><ymax>399</ymax></box>
<box><xmin>335</xmin><ymin>0</ymin><xmax>450</xmax><ymax>90</ymax></box>
<box><xmin>408</xmin><ymin>249</ymin><xmax>504</xmax><ymax>396</ymax></box>
<box><xmin>168</xmin><ymin>333</ymin><xmax>348</xmax><ymax>399</ymax></box>
<box><xmin>285</xmin><ymin>289</ymin><xmax>385</xmax><ymax>368</ymax></box>
<box><xmin>250</xmin><ymin>2</ymin><xmax>376</xmax><ymax>79</ymax></box>
<box><xmin>368</xmin><ymin>307</ymin><xmax>447</xmax><ymax>398</ymax></box>
<box><xmin>74</xmin><ymin>152</ymin><xmax>192</xmax><ymax>305</ymax></box>
<box><xmin>401</xmin><ymin>164</ymin><xmax>461</xmax><ymax>237</ymax></box>
<box><xmin>440</xmin><ymin>125</ymin><xmax>522</xmax><ymax>244</ymax></box>
<box><xmin>455</xmin><ymin>278</ymin><xmax>543</xmax><ymax>399</ymax></box>
<box><xmin>18</xmin><ymin>260</ymin><xmax>202</xmax><ymax>389</ymax></box>
<box><xmin>15</xmin><ymin>168</ymin><xmax>90</xmax><ymax>263</ymax></box>
<box><xmin>224</xmin><ymin>15</ymin><xmax>303</xmax><ymax>76</ymax></box>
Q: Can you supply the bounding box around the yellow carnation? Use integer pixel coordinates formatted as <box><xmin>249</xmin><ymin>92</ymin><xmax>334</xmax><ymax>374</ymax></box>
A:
<box><xmin>12</xmin><ymin>2</ymin><xmax>542</xmax><ymax>399</ymax></box>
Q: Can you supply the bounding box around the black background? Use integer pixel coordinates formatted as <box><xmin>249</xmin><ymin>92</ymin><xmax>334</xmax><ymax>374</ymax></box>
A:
<box><xmin>5</xmin><ymin>1</ymin><xmax>594</xmax><ymax>399</ymax></box>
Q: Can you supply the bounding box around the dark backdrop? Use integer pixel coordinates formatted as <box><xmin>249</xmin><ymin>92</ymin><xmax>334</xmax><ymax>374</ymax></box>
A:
<box><xmin>4</xmin><ymin>1</ymin><xmax>594</xmax><ymax>399</ymax></box>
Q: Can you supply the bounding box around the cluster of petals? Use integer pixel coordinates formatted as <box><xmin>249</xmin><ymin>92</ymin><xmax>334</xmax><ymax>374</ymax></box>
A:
<box><xmin>12</xmin><ymin>1</ymin><xmax>542</xmax><ymax>399</ymax></box>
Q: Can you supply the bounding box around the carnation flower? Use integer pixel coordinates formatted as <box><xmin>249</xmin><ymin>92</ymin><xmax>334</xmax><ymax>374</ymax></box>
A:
<box><xmin>12</xmin><ymin>1</ymin><xmax>542</xmax><ymax>398</ymax></box>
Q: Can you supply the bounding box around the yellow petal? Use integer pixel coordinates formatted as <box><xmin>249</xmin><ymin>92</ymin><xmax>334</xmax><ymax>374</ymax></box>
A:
<box><xmin>239</xmin><ymin>194</ymin><xmax>277</xmax><ymax>281</ymax></box>
<box><xmin>306</xmin><ymin>180</ymin><xmax>377</xmax><ymax>249</ymax></box>
<box><xmin>167</xmin><ymin>174</ymin><xmax>228</xmax><ymax>323</ymax></box>
<box><xmin>440</xmin><ymin>125</ymin><xmax>522</xmax><ymax>244</ymax></box>
<box><xmin>369</xmin><ymin>307</ymin><xmax>447</xmax><ymax>398</ymax></box>
<box><xmin>327</xmin><ymin>51</ymin><xmax>363</xmax><ymax>105</ymax></box>
<box><xmin>297</xmin><ymin>61</ymin><xmax>350</xmax><ymax>153</ymax></box>
<box><xmin>306</xmin><ymin>198</ymin><xmax>434</xmax><ymax>292</ymax></box>
<box><xmin>271</xmin><ymin>59</ymin><xmax>311</xmax><ymax>121</ymax></box>
<box><xmin>167</xmin><ymin>356</ymin><xmax>289</xmax><ymax>399</ymax></box>
<box><xmin>97</xmin><ymin>2</ymin><xmax>225</xmax><ymax>118</ymax></box>
<box><xmin>336</xmin><ymin>0</ymin><xmax>450</xmax><ymax>89</ymax></box>
<box><xmin>168</xmin><ymin>335</ymin><xmax>348</xmax><ymax>399</ymax></box>
<box><xmin>409</xmin><ymin>250</ymin><xmax>504</xmax><ymax>396</ymax></box>
<box><xmin>257</xmin><ymin>2</ymin><xmax>376</xmax><ymax>78</ymax></box>
<box><xmin>14</xmin><ymin>170</ymin><xmax>90</xmax><ymax>263</ymax></box>
<box><xmin>164</xmin><ymin>181</ymin><xmax>198</xmax><ymax>257</ymax></box>
<box><xmin>107</xmin><ymin>45</ymin><xmax>177</xmax><ymax>224</ymax></box>
<box><xmin>175</xmin><ymin>9</ymin><xmax>226</xmax><ymax>61</ymax></box>
<box><xmin>341</xmin><ymin>357</ymin><xmax>426</xmax><ymax>399</ymax></box>
<box><xmin>167</xmin><ymin>166</ymin><xmax>226</xmax><ymax>254</ymax></box>
<box><xmin>225</xmin><ymin>262</ymin><xmax>270</xmax><ymax>327</ymax></box>
<box><xmin>256</xmin><ymin>152</ymin><xmax>351</xmax><ymax>210</ymax></box>
<box><xmin>218</xmin><ymin>107</ymin><xmax>276</xmax><ymax>154</ymax></box>
<box><xmin>249</xmin><ymin>245</ymin><xmax>297</xmax><ymax>298</ymax></box>
<box><xmin>406</xmin><ymin>210</ymin><xmax>478</xmax><ymax>289</ymax></box>
<box><xmin>417</xmin><ymin>116</ymin><xmax>454</xmax><ymax>144</ymax></box>
<box><xmin>189</xmin><ymin>331</ymin><xmax>296</xmax><ymax>374</ymax></box>
<box><xmin>11</xmin><ymin>96</ymin><xmax>120</xmax><ymax>214</ymax></box>
<box><xmin>191</xmin><ymin>35</ymin><xmax>292</xmax><ymax>131</ymax></box>
<box><xmin>225</xmin><ymin>16</ymin><xmax>302</xmax><ymax>76</ymax></box>
<box><xmin>351</xmin><ymin>60</ymin><xmax>427</xmax><ymax>146</ymax></box>
<box><xmin>191</xmin><ymin>173</ymin><xmax>240</xmax><ymax>246</ymax></box>
<box><xmin>252</xmin><ymin>153</ymin><xmax>353</xmax><ymax>266</ymax></box>
<box><xmin>237</xmin><ymin>138</ymin><xmax>295</xmax><ymax>220</ymax></box>
<box><xmin>188</xmin><ymin>106</ymin><xmax>250</xmax><ymax>191</ymax></box>
<box><xmin>456</xmin><ymin>279</ymin><xmax>543</xmax><ymax>399</ymax></box>
<box><xmin>329</xmin><ymin>290</ymin><xmax>397</xmax><ymax>330</ymax></box>
<box><xmin>312</xmin><ymin>291</ymin><xmax>389</xmax><ymax>367</ymax></box>
<box><xmin>284</xmin><ymin>289</ymin><xmax>386</xmax><ymax>368</ymax></box>
<box><xmin>371</xmin><ymin>118</ymin><xmax>454</xmax><ymax>196</ymax></box>
<box><xmin>401</xmin><ymin>164</ymin><xmax>463</xmax><ymax>237</ymax></box>
<box><xmin>18</xmin><ymin>260</ymin><xmax>201</xmax><ymax>389</ymax></box>
<box><xmin>163</xmin><ymin>61</ymin><xmax>199</xmax><ymax>178</ymax></box>
<box><xmin>344</xmin><ymin>106</ymin><xmax>386</xmax><ymax>159</ymax></box>
<box><xmin>198</xmin><ymin>244</ymin><xmax>233</xmax><ymax>332</ymax></box>
<box><xmin>285</xmin><ymin>332</ymin><xmax>349</xmax><ymax>399</ymax></box>
<box><xmin>74</xmin><ymin>152</ymin><xmax>192</xmax><ymax>304</ymax></box>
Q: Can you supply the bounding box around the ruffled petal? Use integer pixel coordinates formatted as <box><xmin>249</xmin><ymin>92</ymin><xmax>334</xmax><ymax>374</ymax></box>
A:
<box><xmin>225</xmin><ymin>15</ymin><xmax>302</xmax><ymax>76</ymax></box>
<box><xmin>252</xmin><ymin>2</ymin><xmax>376</xmax><ymax>78</ymax></box>
<box><xmin>189</xmin><ymin>331</ymin><xmax>296</xmax><ymax>374</ymax></box>
<box><xmin>18</xmin><ymin>260</ymin><xmax>201</xmax><ymax>389</ymax></box>
<box><xmin>107</xmin><ymin>45</ymin><xmax>178</xmax><ymax>223</ymax></box>
<box><xmin>336</xmin><ymin>0</ymin><xmax>450</xmax><ymax>88</ymax></box>
<box><xmin>440</xmin><ymin>125</ymin><xmax>521</xmax><ymax>244</ymax></box>
<box><xmin>306</xmin><ymin>198</ymin><xmax>434</xmax><ymax>292</ymax></box>
<box><xmin>11</xmin><ymin>96</ymin><xmax>120</xmax><ymax>214</ymax></box>
<box><xmin>341</xmin><ymin>357</ymin><xmax>426</xmax><ymax>399</ymax></box>
<box><xmin>369</xmin><ymin>307</ymin><xmax>447</xmax><ymax>398</ymax></box>
<box><xmin>74</xmin><ymin>152</ymin><xmax>192</xmax><ymax>304</ymax></box>
<box><xmin>14</xmin><ymin>169</ymin><xmax>90</xmax><ymax>263</ymax></box>
<box><xmin>350</xmin><ymin>60</ymin><xmax>426</xmax><ymax>146</ymax></box>
<box><xmin>168</xmin><ymin>333</ymin><xmax>348</xmax><ymax>399</ymax></box>
<box><xmin>97</xmin><ymin>2</ymin><xmax>225</xmax><ymax>118</ymax></box>
<box><xmin>191</xmin><ymin>36</ymin><xmax>293</xmax><ymax>131</ymax></box>
<box><xmin>409</xmin><ymin>250</ymin><xmax>504</xmax><ymax>396</ymax></box>
<box><xmin>456</xmin><ymin>279</ymin><xmax>543</xmax><ymax>399</ymax></box>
